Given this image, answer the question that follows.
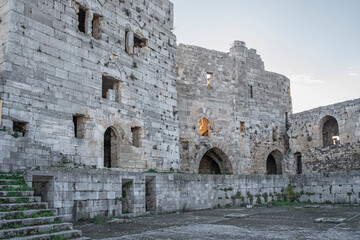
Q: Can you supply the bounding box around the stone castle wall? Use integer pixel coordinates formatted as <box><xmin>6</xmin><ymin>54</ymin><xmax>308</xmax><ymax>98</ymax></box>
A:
<box><xmin>25</xmin><ymin>168</ymin><xmax>360</xmax><ymax>220</ymax></box>
<box><xmin>288</xmin><ymin>99</ymin><xmax>360</xmax><ymax>173</ymax></box>
<box><xmin>0</xmin><ymin>0</ymin><xmax>179</xmax><ymax>172</ymax></box>
<box><xmin>176</xmin><ymin>42</ymin><xmax>292</xmax><ymax>175</ymax></box>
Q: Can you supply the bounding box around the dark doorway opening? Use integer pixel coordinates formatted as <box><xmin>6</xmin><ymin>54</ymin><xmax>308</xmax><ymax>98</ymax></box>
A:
<box><xmin>198</xmin><ymin>148</ymin><xmax>233</xmax><ymax>175</ymax></box>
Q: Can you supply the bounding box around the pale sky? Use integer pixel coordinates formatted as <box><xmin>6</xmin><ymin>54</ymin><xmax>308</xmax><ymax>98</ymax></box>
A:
<box><xmin>171</xmin><ymin>0</ymin><xmax>360</xmax><ymax>113</ymax></box>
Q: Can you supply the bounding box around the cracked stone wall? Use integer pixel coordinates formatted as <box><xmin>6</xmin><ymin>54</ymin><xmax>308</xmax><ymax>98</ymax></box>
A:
<box><xmin>176</xmin><ymin>42</ymin><xmax>292</xmax><ymax>174</ymax></box>
<box><xmin>288</xmin><ymin>99</ymin><xmax>360</xmax><ymax>173</ymax></box>
<box><xmin>0</xmin><ymin>0</ymin><xmax>179</xmax><ymax>172</ymax></box>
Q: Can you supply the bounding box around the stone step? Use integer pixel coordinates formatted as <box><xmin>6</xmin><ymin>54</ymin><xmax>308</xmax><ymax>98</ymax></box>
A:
<box><xmin>11</xmin><ymin>230</ymin><xmax>83</xmax><ymax>240</ymax></box>
<box><xmin>0</xmin><ymin>222</ymin><xmax>74</xmax><ymax>238</ymax></box>
<box><xmin>0</xmin><ymin>184</ymin><xmax>27</xmax><ymax>189</ymax></box>
<box><xmin>0</xmin><ymin>191</ymin><xmax>34</xmax><ymax>197</ymax></box>
<box><xmin>0</xmin><ymin>208</ymin><xmax>58</xmax><ymax>220</ymax></box>
<box><xmin>0</xmin><ymin>178</ymin><xmax>22</xmax><ymax>182</ymax></box>
<box><xmin>72</xmin><ymin>237</ymin><xmax>91</xmax><ymax>240</ymax></box>
<box><xmin>0</xmin><ymin>196</ymin><xmax>41</xmax><ymax>203</ymax></box>
<box><xmin>1</xmin><ymin>214</ymin><xmax>72</xmax><ymax>228</ymax></box>
<box><xmin>0</xmin><ymin>215</ymin><xmax>67</xmax><ymax>229</ymax></box>
<box><xmin>0</xmin><ymin>202</ymin><xmax>48</xmax><ymax>211</ymax></box>
<box><xmin>0</xmin><ymin>174</ymin><xmax>20</xmax><ymax>179</ymax></box>
<box><xmin>0</xmin><ymin>185</ymin><xmax>32</xmax><ymax>191</ymax></box>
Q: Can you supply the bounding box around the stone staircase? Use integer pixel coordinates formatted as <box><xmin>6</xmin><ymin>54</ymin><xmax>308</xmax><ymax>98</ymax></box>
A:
<box><xmin>0</xmin><ymin>172</ymin><xmax>89</xmax><ymax>240</ymax></box>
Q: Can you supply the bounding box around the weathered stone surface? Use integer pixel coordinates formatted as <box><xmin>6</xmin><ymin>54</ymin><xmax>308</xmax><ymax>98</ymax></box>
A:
<box><xmin>224</xmin><ymin>213</ymin><xmax>249</xmax><ymax>218</ymax></box>
<box><xmin>0</xmin><ymin>0</ymin><xmax>179</xmax><ymax>172</ymax></box>
<box><xmin>314</xmin><ymin>218</ymin><xmax>346</xmax><ymax>223</ymax></box>
<box><xmin>176</xmin><ymin>42</ymin><xmax>292</xmax><ymax>175</ymax></box>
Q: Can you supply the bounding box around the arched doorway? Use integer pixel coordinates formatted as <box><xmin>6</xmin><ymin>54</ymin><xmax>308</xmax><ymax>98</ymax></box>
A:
<box><xmin>266</xmin><ymin>150</ymin><xmax>283</xmax><ymax>175</ymax></box>
<box><xmin>321</xmin><ymin>116</ymin><xmax>339</xmax><ymax>147</ymax></box>
<box><xmin>199</xmin><ymin>118</ymin><xmax>209</xmax><ymax>137</ymax></box>
<box><xmin>104</xmin><ymin>127</ymin><xmax>117</xmax><ymax>168</ymax></box>
<box><xmin>198</xmin><ymin>147</ymin><xmax>233</xmax><ymax>174</ymax></box>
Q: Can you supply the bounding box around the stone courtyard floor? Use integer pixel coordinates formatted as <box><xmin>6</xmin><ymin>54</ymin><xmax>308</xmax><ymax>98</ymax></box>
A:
<box><xmin>75</xmin><ymin>204</ymin><xmax>360</xmax><ymax>239</ymax></box>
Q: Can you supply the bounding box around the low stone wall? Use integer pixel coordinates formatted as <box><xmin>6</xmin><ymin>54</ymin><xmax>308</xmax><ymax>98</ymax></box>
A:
<box><xmin>24</xmin><ymin>168</ymin><xmax>360</xmax><ymax>221</ymax></box>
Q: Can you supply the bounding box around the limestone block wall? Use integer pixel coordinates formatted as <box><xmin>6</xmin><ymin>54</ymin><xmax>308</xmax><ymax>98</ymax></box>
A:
<box><xmin>288</xmin><ymin>99</ymin><xmax>360</xmax><ymax>173</ymax></box>
<box><xmin>0</xmin><ymin>0</ymin><xmax>179</xmax><ymax>172</ymax></box>
<box><xmin>176</xmin><ymin>41</ymin><xmax>292</xmax><ymax>175</ymax></box>
<box><xmin>25</xmin><ymin>168</ymin><xmax>360</xmax><ymax>220</ymax></box>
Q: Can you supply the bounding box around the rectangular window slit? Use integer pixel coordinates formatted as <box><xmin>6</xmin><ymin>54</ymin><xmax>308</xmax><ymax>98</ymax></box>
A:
<box><xmin>78</xmin><ymin>7</ymin><xmax>86</xmax><ymax>33</ymax></box>
<box><xmin>240</xmin><ymin>121</ymin><xmax>245</xmax><ymax>133</ymax></box>
<box><xmin>131</xmin><ymin>127</ymin><xmax>142</xmax><ymax>147</ymax></box>
<box><xmin>73</xmin><ymin>115</ymin><xmax>85</xmax><ymax>139</ymax></box>
<box><xmin>92</xmin><ymin>14</ymin><xmax>101</xmax><ymax>39</ymax></box>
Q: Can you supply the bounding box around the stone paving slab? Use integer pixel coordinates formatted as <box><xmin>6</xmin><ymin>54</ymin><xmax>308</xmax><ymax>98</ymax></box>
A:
<box><xmin>75</xmin><ymin>205</ymin><xmax>360</xmax><ymax>240</ymax></box>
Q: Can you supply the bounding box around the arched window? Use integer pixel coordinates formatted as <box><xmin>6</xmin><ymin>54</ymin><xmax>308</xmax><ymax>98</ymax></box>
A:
<box><xmin>199</xmin><ymin>118</ymin><xmax>209</xmax><ymax>137</ymax></box>
<box><xmin>294</xmin><ymin>152</ymin><xmax>302</xmax><ymax>174</ymax></box>
<box><xmin>104</xmin><ymin>127</ymin><xmax>117</xmax><ymax>168</ymax></box>
<box><xmin>321</xmin><ymin>116</ymin><xmax>339</xmax><ymax>147</ymax></box>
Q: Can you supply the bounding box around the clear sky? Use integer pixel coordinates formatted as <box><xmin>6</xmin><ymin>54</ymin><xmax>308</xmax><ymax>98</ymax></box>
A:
<box><xmin>171</xmin><ymin>0</ymin><xmax>360</xmax><ymax>113</ymax></box>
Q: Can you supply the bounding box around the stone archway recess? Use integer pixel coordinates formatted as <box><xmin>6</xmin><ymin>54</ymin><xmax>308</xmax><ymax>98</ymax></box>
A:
<box><xmin>266</xmin><ymin>149</ymin><xmax>283</xmax><ymax>175</ymax></box>
<box><xmin>320</xmin><ymin>115</ymin><xmax>339</xmax><ymax>147</ymax></box>
<box><xmin>197</xmin><ymin>147</ymin><xmax>233</xmax><ymax>175</ymax></box>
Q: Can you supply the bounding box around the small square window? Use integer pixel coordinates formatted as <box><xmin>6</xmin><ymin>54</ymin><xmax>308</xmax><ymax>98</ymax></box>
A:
<box><xmin>134</xmin><ymin>35</ymin><xmax>147</xmax><ymax>49</ymax></box>
<box><xmin>102</xmin><ymin>75</ymin><xmax>122</xmax><ymax>102</ymax></box>
<box><xmin>13</xmin><ymin>121</ymin><xmax>27</xmax><ymax>137</ymax></box>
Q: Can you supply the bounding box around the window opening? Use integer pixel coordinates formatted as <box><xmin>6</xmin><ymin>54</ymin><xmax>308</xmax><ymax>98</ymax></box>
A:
<box><xmin>240</xmin><ymin>121</ymin><xmax>245</xmax><ymax>133</ymax></box>
<box><xmin>13</xmin><ymin>121</ymin><xmax>27</xmax><ymax>137</ymax></box>
<box><xmin>131</xmin><ymin>127</ymin><xmax>142</xmax><ymax>147</ymax></box>
<box><xmin>206</xmin><ymin>72</ymin><xmax>213</xmax><ymax>88</ymax></box>
<box><xmin>102</xmin><ymin>75</ymin><xmax>121</xmax><ymax>102</ymax></box>
<box><xmin>73</xmin><ymin>115</ymin><xmax>85</xmax><ymax>139</ymax></box>
<box><xmin>92</xmin><ymin>14</ymin><xmax>101</xmax><ymax>39</ymax></box>
<box><xmin>199</xmin><ymin>118</ymin><xmax>209</xmax><ymax>137</ymax></box>
<box><xmin>78</xmin><ymin>7</ymin><xmax>86</xmax><ymax>33</ymax></box>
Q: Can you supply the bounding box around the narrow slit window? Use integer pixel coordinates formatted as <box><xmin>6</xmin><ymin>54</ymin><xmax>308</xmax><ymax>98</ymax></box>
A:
<box><xmin>206</xmin><ymin>72</ymin><xmax>213</xmax><ymax>88</ymax></box>
<box><xmin>250</xmin><ymin>85</ymin><xmax>253</xmax><ymax>98</ymax></box>
<box><xmin>78</xmin><ymin>7</ymin><xmax>86</xmax><ymax>33</ymax></box>
<box><xmin>131</xmin><ymin>127</ymin><xmax>142</xmax><ymax>147</ymax></box>
<box><xmin>92</xmin><ymin>14</ymin><xmax>101</xmax><ymax>39</ymax></box>
<box><xmin>240</xmin><ymin>121</ymin><xmax>245</xmax><ymax>133</ymax></box>
<box><xmin>73</xmin><ymin>115</ymin><xmax>85</xmax><ymax>139</ymax></box>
